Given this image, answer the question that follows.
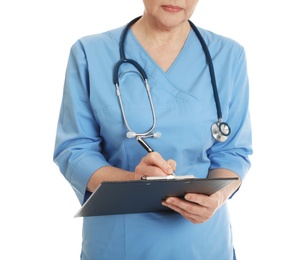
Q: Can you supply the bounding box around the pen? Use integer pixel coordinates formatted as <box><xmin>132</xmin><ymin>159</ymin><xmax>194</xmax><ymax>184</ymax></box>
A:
<box><xmin>136</xmin><ymin>136</ymin><xmax>154</xmax><ymax>153</ymax></box>
<box><xmin>136</xmin><ymin>136</ymin><xmax>175</xmax><ymax>176</ymax></box>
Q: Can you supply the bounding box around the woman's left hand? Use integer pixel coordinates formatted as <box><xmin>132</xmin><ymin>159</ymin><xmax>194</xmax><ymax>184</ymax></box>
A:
<box><xmin>162</xmin><ymin>169</ymin><xmax>241</xmax><ymax>224</ymax></box>
<box><xmin>162</xmin><ymin>192</ymin><xmax>221</xmax><ymax>224</ymax></box>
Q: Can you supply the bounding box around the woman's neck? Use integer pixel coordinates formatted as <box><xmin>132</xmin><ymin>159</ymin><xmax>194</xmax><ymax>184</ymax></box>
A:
<box><xmin>131</xmin><ymin>16</ymin><xmax>191</xmax><ymax>72</ymax></box>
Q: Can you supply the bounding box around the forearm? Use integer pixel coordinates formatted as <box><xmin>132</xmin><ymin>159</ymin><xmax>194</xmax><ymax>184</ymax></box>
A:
<box><xmin>87</xmin><ymin>166</ymin><xmax>135</xmax><ymax>192</ymax></box>
<box><xmin>208</xmin><ymin>168</ymin><xmax>241</xmax><ymax>206</ymax></box>
<box><xmin>87</xmin><ymin>152</ymin><xmax>177</xmax><ymax>192</ymax></box>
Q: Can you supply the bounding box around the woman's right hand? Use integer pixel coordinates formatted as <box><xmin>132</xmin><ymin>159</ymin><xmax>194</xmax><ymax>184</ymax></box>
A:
<box><xmin>134</xmin><ymin>152</ymin><xmax>177</xmax><ymax>180</ymax></box>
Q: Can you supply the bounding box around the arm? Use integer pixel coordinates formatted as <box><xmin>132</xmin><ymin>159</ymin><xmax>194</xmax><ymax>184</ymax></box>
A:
<box><xmin>53</xmin><ymin>41</ymin><xmax>111</xmax><ymax>204</ymax></box>
<box><xmin>54</xmin><ymin>41</ymin><xmax>177</xmax><ymax>201</ymax></box>
<box><xmin>162</xmin><ymin>47</ymin><xmax>252</xmax><ymax>223</ymax></box>
<box><xmin>87</xmin><ymin>153</ymin><xmax>176</xmax><ymax>192</ymax></box>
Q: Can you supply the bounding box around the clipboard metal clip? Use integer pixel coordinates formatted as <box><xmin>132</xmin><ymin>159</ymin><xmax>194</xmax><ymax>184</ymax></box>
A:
<box><xmin>141</xmin><ymin>175</ymin><xmax>195</xmax><ymax>181</ymax></box>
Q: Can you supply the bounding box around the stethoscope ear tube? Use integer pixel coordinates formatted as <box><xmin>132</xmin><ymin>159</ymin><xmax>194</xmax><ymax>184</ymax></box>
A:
<box><xmin>119</xmin><ymin>16</ymin><xmax>142</xmax><ymax>60</ymax></box>
<box><xmin>113</xmin><ymin>59</ymin><xmax>148</xmax><ymax>86</ymax></box>
<box><xmin>113</xmin><ymin>60</ymin><xmax>157</xmax><ymax>139</ymax></box>
<box><xmin>188</xmin><ymin>21</ymin><xmax>222</xmax><ymax>121</ymax></box>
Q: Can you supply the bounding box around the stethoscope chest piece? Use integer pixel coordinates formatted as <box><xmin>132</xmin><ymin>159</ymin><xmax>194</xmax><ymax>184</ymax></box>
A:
<box><xmin>211</xmin><ymin>121</ymin><xmax>231</xmax><ymax>142</ymax></box>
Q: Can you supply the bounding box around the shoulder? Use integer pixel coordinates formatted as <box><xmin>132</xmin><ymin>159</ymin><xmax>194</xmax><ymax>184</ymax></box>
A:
<box><xmin>195</xmin><ymin>26</ymin><xmax>245</xmax><ymax>55</ymax></box>
<box><xmin>71</xmin><ymin>26</ymin><xmax>125</xmax><ymax>52</ymax></box>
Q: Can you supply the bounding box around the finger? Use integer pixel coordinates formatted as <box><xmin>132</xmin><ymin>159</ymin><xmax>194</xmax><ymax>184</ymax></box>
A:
<box><xmin>166</xmin><ymin>159</ymin><xmax>176</xmax><ymax>172</ymax></box>
<box><xmin>162</xmin><ymin>198</ymin><xmax>205</xmax><ymax>224</ymax></box>
<box><xmin>184</xmin><ymin>193</ymin><xmax>208</xmax><ymax>207</ymax></box>
<box><xmin>163</xmin><ymin>195</ymin><xmax>219</xmax><ymax>223</ymax></box>
<box><xmin>145</xmin><ymin>152</ymin><xmax>174</xmax><ymax>175</ymax></box>
<box><xmin>137</xmin><ymin>165</ymin><xmax>167</xmax><ymax>177</ymax></box>
<box><xmin>185</xmin><ymin>193</ymin><xmax>219</xmax><ymax>210</ymax></box>
<box><xmin>135</xmin><ymin>152</ymin><xmax>174</xmax><ymax>177</ymax></box>
<box><xmin>165</xmin><ymin>197</ymin><xmax>204</xmax><ymax>215</ymax></box>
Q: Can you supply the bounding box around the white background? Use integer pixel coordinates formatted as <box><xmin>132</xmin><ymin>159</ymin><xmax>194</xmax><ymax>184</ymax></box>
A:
<box><xmin>1</xmin><ymin>0</ymin><xmax>299</xmax><ymax>259</ymax></box>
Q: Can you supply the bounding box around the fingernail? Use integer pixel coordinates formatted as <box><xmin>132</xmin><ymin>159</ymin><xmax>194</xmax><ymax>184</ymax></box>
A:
<box><xmin>166</xmin><ymin>168</ymin><xmax>174</xmax><ymax>175</ymax></box>
<box><xmin>166</xmin><ymin>198</ymin><xmax>172</xmax><ymax>203</ymax></box>
<box><xmin>185</xmin><ymin>194</ymin><xmax>191</xmax><ymax>200</ymax></box>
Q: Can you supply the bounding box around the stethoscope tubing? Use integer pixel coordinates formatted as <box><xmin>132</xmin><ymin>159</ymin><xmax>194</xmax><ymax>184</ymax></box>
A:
<box><xmin>119</xmin><ymin>16</ymin><xmax>142</xmax><ymax>60</ymax></box>
<box><xmin>113</xmin><ymin>59</ymin><xmax>148</xmax><ymax>87</ymax></box>
<box><xmin>188</xmin><ymin>21</ymin><xmax>222</xmax><ymax>121</ymax></box>
<box><xmin>113</xmin><ymin>17</ymin><xmax>231</xmax><ymax>142</ymax></box>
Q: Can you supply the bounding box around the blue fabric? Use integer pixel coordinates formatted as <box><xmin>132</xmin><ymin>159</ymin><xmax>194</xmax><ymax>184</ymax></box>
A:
<box><xmin>54</xmin><ymin>24</ymin><xmax>252</xmax><ymax>259</ymax></box>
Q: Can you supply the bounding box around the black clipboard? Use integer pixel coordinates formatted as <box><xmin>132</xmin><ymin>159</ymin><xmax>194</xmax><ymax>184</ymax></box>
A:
<box><xmin>75</xmin><ymin>177</ymin><xmax>238</xmax><ymax>217</ymax></box>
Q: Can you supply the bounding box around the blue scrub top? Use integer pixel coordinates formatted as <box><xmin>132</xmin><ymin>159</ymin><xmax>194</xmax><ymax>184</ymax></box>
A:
<box><xmin>54</xmin><ymin>24</ymin><xmax>252</xmax><ymax>260</ymax></box>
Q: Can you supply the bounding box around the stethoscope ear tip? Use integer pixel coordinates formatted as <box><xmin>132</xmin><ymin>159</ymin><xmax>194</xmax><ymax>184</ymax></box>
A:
<box><xmin>126</xmin><ymin>132</ymin><xmax>136</xmax><ymax>138</ymax></box>
<box><xmin>153</xmin><ymin>132</ymin><xmax>161</xmax><ymax>138</ymax></box>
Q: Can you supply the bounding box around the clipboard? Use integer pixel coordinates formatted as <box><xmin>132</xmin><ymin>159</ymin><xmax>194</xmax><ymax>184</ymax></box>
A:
<box><xmin>75</xmin><ymin>177</ymin><xmax>238</xmax><ymax>217</ymax></box>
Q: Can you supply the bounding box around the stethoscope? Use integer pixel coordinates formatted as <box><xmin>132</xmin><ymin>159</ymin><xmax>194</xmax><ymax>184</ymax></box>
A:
<box><xmin>113</xmin><ymin>17</ymin><xmax>231</xmax><ymax>150</ymax></box>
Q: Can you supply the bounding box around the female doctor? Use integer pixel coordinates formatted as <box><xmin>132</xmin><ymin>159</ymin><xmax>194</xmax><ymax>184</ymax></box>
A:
<box><xmin>54</xmin><ymin>0</ymin><xmax>252</xmax><ymax>259</ymax></box>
